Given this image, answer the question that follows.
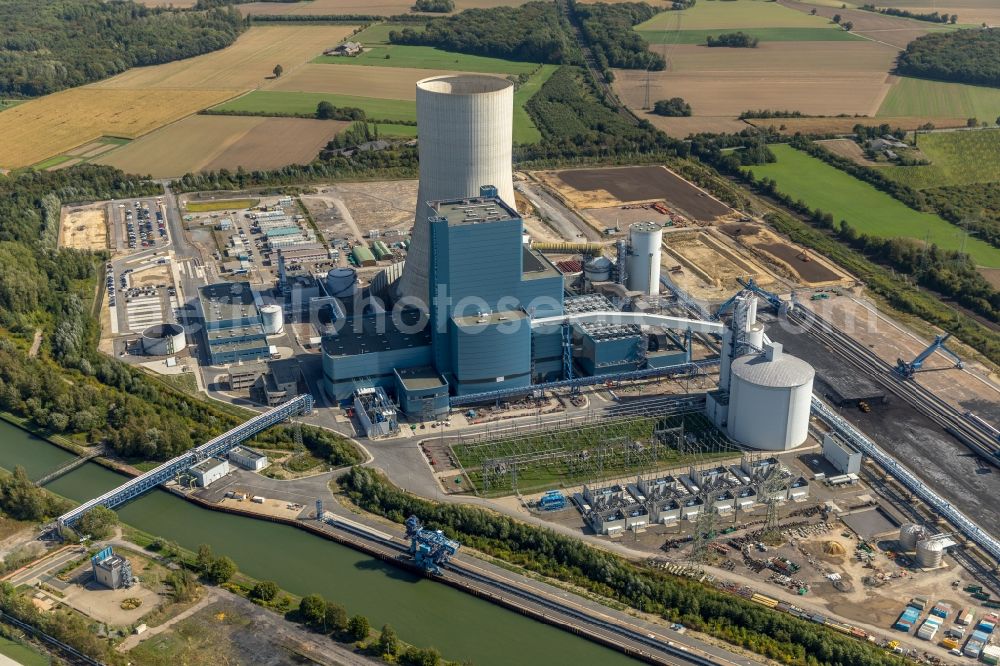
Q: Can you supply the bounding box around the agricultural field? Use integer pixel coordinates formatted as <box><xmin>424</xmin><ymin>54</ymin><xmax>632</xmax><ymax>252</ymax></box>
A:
<box><xmin>877</xmin><ymin>77</ymin><xmax>1000</xmax><ymax>122</ymax></box>
<box><xmin>237</xmin><ymin>0</ymin><xmax>531</xmax><ymax>16</ymax></box>
<box><xmin>870</xmin><ymin>0</ymin><xmax>1000</xmax><ymax>26</ymax></box>
<box><xmin>215</xmin><ymin>91</ymin><xmax>417</xmax><ymax>122</ymax></box>
<box><xmin>882</xmin><ymin>129</ymin><xmax>1000</xmax><ymax>190</ymax></box>
<box><xmin>0</xmin><ymin>25</ymin><xmax>357</xmax><ymax>170</ymax></box>
<box><xmin>0</xmin><ymin>88</ymin><xmax>236</xmax><ymax>170</ymax></box>
<box><xmin>267</xmin><ymin>63</ymin><xmax>460</xmax><ymax>100</ymax></box>
<box><xmin>95</xmin><ymin>116</ymin><xmax>348</xmax><ymax>178</ymax></box>
<box><xmin>635</xmin><ymin>0</ymin><xmax>835</xmax><ymax>30</ymax></box>
<box><xmin>637</xmin><ymin>27</ymin><xmax>864</xmax><ymax>44</ymax></box>
<box><xmin>453</xmin><ymin>412</ymin><xmax>739</xmax><ymax>497</ymax></box>
<box><xmin>0</xmin><ymin>99</ymin><xmax>24</xmax><ymax>111</ymax></box>
<box><xmin>778</xmin><ymin>0</ymin><xmax>957</xmax><ymax>49</ymax></box>
<box><xmin>614</xmin><ymin>42</ymin><xmax>895</xmax><ymax>135</ymax></box>
<box><xmin>31</xmin><ymin>137</ymin><xmax>129</xmax><ymax>172</ymax></box>
<box><xmin>748</xmin><ymin>144</ymin><xmax>1000</xmax><ymax>267</ymax></box>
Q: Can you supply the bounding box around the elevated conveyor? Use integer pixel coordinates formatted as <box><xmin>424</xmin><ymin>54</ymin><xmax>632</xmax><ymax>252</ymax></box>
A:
<box><xmin>57</xmin><ymin>394</ymin><xmax>313</xmax><ymax>527</ymax></box>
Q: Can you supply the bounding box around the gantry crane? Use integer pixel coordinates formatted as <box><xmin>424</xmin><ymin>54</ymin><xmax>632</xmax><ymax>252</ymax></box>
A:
<box><xmin>405</xmin><ymin>516</ymin><xmax>460</xmax><ymax>575</ymax></box>
<box><xmin>894</xmin><ymin>333</ymin><xmax>964</xmax><ymax>379</ymax></box>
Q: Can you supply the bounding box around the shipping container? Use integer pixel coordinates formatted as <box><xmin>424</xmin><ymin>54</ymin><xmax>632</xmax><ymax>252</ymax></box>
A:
<box><xmin>977</xmin><ymin>621</ymin><xmax>996</xmax><ymax>634</ymax></box>
<box><xmin>957</xmin><ymin>609</ymin><xmax>973</xmax><ymax>625</ymax></box>
<box><xmin>982</xmin><ymin>645</ymin><xmax>1000</xmax><ymax>665</ymax></box>
<box><xmin>251</xmin><ymin>496</ymin><xmax>265</xmax><ymax>503</ymax></box>
<box><xmin>940</xmin><ymin>638</ymin><xmax>959</xmax><ymax>650</ymax></box>
<box><xmin>964</xmin><ymin>638</ymin><xmax>985</xmax><ymax>658</ymax></box>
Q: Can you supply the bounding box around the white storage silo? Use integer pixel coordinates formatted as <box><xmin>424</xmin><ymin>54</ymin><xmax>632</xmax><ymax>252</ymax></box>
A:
<box><xmin>327</xmin><ymin>267</ymin><xmax>359</xmax><ymax>298</ymax></box>
<box><xmin>899</xmin><ymin>523</ymin><xmax>926</xmax><ymax>551</ymax></box>
<box><xmin>260</xmin><ymin>304</ymin><xmax>284</xmax><ymax>335</ymax></box>
<box><xmin>916</xmin><ymin>538</ymin><xmax>946</xmax><ymax>568</ymax></box>
<box><xmin>727</xmin><ymin>342</ymin><xmax>815</xmax><ymax>450</ymax></box>
<box><xmin>583</xmin><ymin>256</ymin><xmax>612</xmax><ymax>283</ymax></box>
<box><xmin>141</xmin><ymin>323</ymin><xmax>186</xmax><ymax>356</ymax></box>
<box><xmin>626</xmin><ymin>222</ymin><xmax>663</xmax><ymax>295</ymax></box>
<box><xmin>396</xmin><ymin>75</ymin><xmax>515</xmax><ymax>307</ymax></box>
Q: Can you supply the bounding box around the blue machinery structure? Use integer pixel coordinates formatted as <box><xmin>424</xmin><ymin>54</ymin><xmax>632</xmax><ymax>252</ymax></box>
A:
<box><xmin>715</xmin><ymin>277</ymin><xmax>783</xmax><ymax>318</ymax></box>
<box><xmin>405</xmin><ymin>515</ymin><xmax>460</xmax><ymax>575</ymax></box>
<box><xmin>537</xmin><ymin>490</ymin><xmax>567</xmax><ymax>511</ymax></box>
<box><xmin>56</xmin><ymin>394</ymin><xmax>314</xmax><ymax>527</ymax></box>
<box><xmin>895</xmin><ymin>333</ymin><xmax>964</xmax><ymax>379</ymax></box>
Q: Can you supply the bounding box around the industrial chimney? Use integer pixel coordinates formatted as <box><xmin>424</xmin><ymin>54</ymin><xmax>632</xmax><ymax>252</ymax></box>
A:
<box><xmin>396</xmin><ymin>74</ymin><xmax>516</xmax><ymax>307</ymax></box>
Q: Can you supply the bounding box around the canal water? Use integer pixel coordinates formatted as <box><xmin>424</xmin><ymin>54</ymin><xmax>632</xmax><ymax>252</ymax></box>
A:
<box><xmin>0</xmin><ymin>421</ymin><xmax>640</xmax><ymax>666</ymax></box>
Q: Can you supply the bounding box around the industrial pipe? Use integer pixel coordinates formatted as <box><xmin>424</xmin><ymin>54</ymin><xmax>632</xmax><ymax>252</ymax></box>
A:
<box><xmin>530</xmin><ymin>242</ymin><xmax>608</xmax><ymax>254</ymax></box>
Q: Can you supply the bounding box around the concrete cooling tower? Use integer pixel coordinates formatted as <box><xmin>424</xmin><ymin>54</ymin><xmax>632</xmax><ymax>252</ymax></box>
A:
<box><xmin>396</xmin><ymin>74</ymin><xmax>516</xmax><ymax>306</ymax></box>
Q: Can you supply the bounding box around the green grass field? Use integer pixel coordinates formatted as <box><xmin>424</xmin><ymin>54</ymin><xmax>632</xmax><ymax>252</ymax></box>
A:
<box><xmin>0</xmin><ymin>637</ymin><xmax>49</xmax><ymax>666</ymax></box>
<box><xmin>314</xmin><ymin>45</ymin><xmax>538</xmax><ymax>74</ymax></box>
<box><xmin>748</xmin><ymin>144</ymin><xmax>1000</xmax><ymax>267</ymax></box>
<box><xmin>0</xmin><ymin>99</ymin><xmax>24</xmax><ymax>111</ymax></box>
<box><xmin>512</xmin><ymin>64</ymin><xmax>557</xmax><ymax>144</ymax></box>
<box><xmin>31</xmin><ymin>155</ymin><xmax>73</xmax><ymax>170</ymax></box>
<box><xmin>883</xmin><ymin>128</ymin><xmax>1000</xmax><ymax>189</ymax></box>
<box><xmin>214</xmin><ymin>91</ymin><xmax>418</xmax><ymax>122</ymax></box>
<box><xmin>636</xmin><ymin>0</ymin><xmax>837</xmax><ymax>30</ymax></box>
<box><xmin>185</xmin><ymin>198</ymin><xmax>260</xmax><ymax>212</ymax></box>
<box><xmin>373</xmin><ymin>122</ymin><xmax>418</xmax><ymax>137</ymax></box>
<box><xmin>878</xmin><ymin>77</ymin><xmax>1000</xmax><ymax>121</ymax></box>
<box><xmin>637</xmin><ymin>26</ymin><xmax>863</xmax><ymax>44</ymax></box>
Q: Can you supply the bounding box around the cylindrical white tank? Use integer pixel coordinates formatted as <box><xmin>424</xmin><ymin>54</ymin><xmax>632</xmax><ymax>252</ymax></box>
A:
<box><xmin>916</xmin><ymin>538</ymin><xmax>945</xmax><ymax>568</ymax></box>
<box><xmin>260</xmin><ymin>304</ymin><xmax>284</xmax><ymax>335</ymax></box>
<box><xmin>327</xmin><ymin>267</ymin><xmax>359</xmax><ymax>298</ymax></box>
<box><xmin>396</xmin><ymin>75</ymin><xmax>515</xmax><ymax>306</ymax></box>
<box><xmin>899</xmin><ymin>523</ymin><xmax>926</xmax><ymax>551</ymax></box>
<box><xmin>626</xmin><ymin>222</ymin><xmax>663</xmax><ymax>295</ymax></box>
<box><xmin>726</xmin><ymin>342</ymin><xmax>815</xmax><ymax>450</ymax></box>
<box><xmin>583</xmin><ymin>256</ymin><xmax>612</xmax><ymax>282</ymax></box>
<box><xmin>747</xmin><ymin>323</ymin><xmax>765</xmax><ymax>350</ymax></box>
<box><xmin>141</xmin><ymin>323</ymin><xmax>186</xmax><ymax>356</ymax></box>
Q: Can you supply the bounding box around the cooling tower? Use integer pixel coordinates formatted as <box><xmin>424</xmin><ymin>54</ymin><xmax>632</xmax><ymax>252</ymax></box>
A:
<box><xmin>396</xmin><ymin>74</ymin><xmax>516</xmax><ymax>307</ymax></box>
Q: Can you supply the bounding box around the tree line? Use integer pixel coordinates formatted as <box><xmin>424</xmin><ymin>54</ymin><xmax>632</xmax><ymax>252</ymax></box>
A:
<box><xmin>412</xmin><ymin>0</ymin><xmax>454</xmax><ymax>12</ymax></box>
<box><xmin>340</xmin><ymin>467</ymin><xmax>909</xmax><ymax>666</ymax></box>
<box><xmin>861</xmin><ymin>5</ymin><xmax>956</xmax><ymax>24</ymax></box>
<box><xmin>706</xmin><ymin>32</ymin><xmax>759</xmax><ymax>48</ymax></box>
<box><xmin>0</xmin><ymin>0</ymin><xmax>245</xmax><ymax>97</ymax></box>
<box><xmin>571</xmin><ymin>1</ymin><xmax>666</xmax><ymax>71</ymax></box>
<box><xmin>896</xmin><ymin>29</ymin><xmax>1000</xmax><ymax>88</ymax></box>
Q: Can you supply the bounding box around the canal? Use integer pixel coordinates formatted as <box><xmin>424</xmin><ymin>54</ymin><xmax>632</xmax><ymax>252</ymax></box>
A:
<box><xmin>0</xmin><ymin>420</ymin><xmax>641</xmax><ymax>666</ymax></box>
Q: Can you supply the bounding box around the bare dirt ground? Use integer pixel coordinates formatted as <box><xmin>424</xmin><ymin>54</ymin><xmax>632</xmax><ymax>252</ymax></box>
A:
<box><xmin>981</xmin><ymin>267</ymin><xmax>1000</xmax><ymax>290</ymax></box>
<box><xmin>663</xmin><ymin>229</ymin><xmax>779</xmax><ymax>301</ymax></box>
<box><xmin>132</xmin><ymin>264</ymin><xmax>172</xmax><ymax>288</ymax></box>
<box><xmin>718</xmin><ymin>223</ymin><xmax>852</xmax><ymax>286</ymax></box>
<box><xmin>615</xmin><ymin>42</ymin><xmax>895</xmax><ymax>120</ymax></box>
<box><xmin>642</xmin><ymin>115</ymin><xmax>751</xmax><ymax>138</ymax></box>
<box><xmin>267</xmin><ymin>63</ymin><xmax>459</xmax><ymax>99</ymax></box>
<box><xmin>538</xmin><ymin>165</ymin><xmax>731</xmax><ymax>222</ymax></box>
<box><xmin>60</xmin><ymin>206</ymin><xmax>108</xmax><ymax>251</ymax></box>
<box><xmin>331</xmin><ymin>180</ymin><xmax>418</xmax><ymax>236</ymax></box>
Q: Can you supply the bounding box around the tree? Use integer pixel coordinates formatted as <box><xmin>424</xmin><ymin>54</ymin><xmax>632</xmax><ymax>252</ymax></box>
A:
<box><xmin>250</xmin><ymin>580</ymin><xmax>279</xmax><ymax>602</ymax></box>
<box><xmin>400</xmin><ymin>646</ymin><xmax>442</xmax><ymax>666</ymax></box>
<box><xmin>316</xmin><ymin>101</ymin><xmax>336</xmax><ymax>119</ymax></box>
<box><xmin>832</xmin><ymin>13</ymin><xmax>841</xmax><ymax>23</ymax></box>
<box><xmin>299</xmin><ymin>594</ymin><xmax>326</xmax><ymax>628</ymax></box>
<box><xmin>196</xmin><ymin>544</ymin><xmax>213</xmax><ymax>573</ymax></box>
<box><xmin>273</xmin><ymin>64</ymin><xmax>283</xmax><ymax>78</ymax></box>
<box><xmin>377</xmin><ymin>624</ymin><xmax>400</xmax><ymax>658</ymax></box>
<box><xmin>810</xmin><ymin>8</ymin><xmax>817</xmax><ymax>14</ymax></box>
<box><xmin>207</xmin><ymin>556</ymin><xmax>236</xmax><ymax>584</ymax></box>
<box><xmin>77</xmin><ymin>506</ymin><xmax>118</xmax><ymax>540</ymax></box>
<box><xmin>321</xmin><ymin>601</ymin><xmax>347</xmax><ymax>633</ymax></box>
<box><xmin>843</xmin><ymin>21</ymin><xmax>854</xmax><ymax>31</ymax></box>
<box><xmin>968</xmin><ymin>117</ymin><xmax>979</xmax><ymax>127</ymax></box>
<box><xmin>347</xmin><ymin>614</ymin><xmax>370</xmax><ymax>641</ymax></box>
<box><xmin>652</xmin><ymin>97</ymin><xmax>692</xmax><ymax>117</ymax></box>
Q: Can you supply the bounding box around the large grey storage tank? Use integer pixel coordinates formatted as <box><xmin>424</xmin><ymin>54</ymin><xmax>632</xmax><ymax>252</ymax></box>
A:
<box><xmin>727</xmin><ymin>342</ymin><xmax>815</xmax><ymax>450</ymax></box>
<box><xmin>916</xmin><ymin>538</ymin><xmax>946</xmax><ymax>568</ymax></box>
<box><xmin>899</xmin><ymin>523</ymin><xmax>926</xmax><ymax>552</ymax></box>
<box><xmin>583</xmin><ymin>256</ymin><xmax>612</xmax><ymax>283</ymax></box>
<box><xmin>260</xmin><ymin>304</ymin><xmax>284</xmax><ymax>336</ymax></box>
<box><xmin>141</xmin><ymin>323</ymin><xmax>186</xmax><ymax>356</ymax></box>
<box><xmin>327</xmin><ymin>267</ymin><xmax>359</xmax><ymax>298</ymax></box>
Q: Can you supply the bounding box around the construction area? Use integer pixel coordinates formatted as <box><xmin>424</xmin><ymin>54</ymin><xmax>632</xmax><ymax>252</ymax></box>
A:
<box><xmin>59</xmin><ymin>204</ymin><xmax>109</xmax><ymax>251</ymax></box>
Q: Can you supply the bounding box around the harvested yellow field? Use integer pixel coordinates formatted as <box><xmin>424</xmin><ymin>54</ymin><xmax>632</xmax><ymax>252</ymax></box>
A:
<box><xmin>0</xmin><ymin>88</ymin><xmax>236</xmax><ymax>169</ymax></box>
<box><xmin>60</xmin><ymin>206</ymin><xmax>108</xmax><ymax>251</ymax></box>
<box><xmin>615</xmin><ymin>42</ymin><xmax>894</xmax><ymax>119</ymax></box>
<box><xmin>238</xmin><ymin>0</ymin><xmax>528</xmax><ymax>15</ymax></box>
<box><xmin>95</xmin><ymin>25</ymin><xmax>356</xmax><ymax>91</ymax></box>
<box><xmin>95</xmin><ymin>115</ymin><xmax>348</xmax><ymax>178</ymax></box>
<box><xmin>268</xmin><ymin>63</ymin><xmax>466</xmax><ymax>99</ymax></box>
<box><xmin>642</xmin><ymin>115</ymin><xmax>750</xmax><ymax>137</ymax></box>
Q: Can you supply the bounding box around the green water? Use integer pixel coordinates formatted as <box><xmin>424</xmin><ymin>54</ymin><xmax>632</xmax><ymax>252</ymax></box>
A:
<box><xmin>0</xmin><ymin>420</ymin><xmax>639</xmax><ymax>666</ymax></box>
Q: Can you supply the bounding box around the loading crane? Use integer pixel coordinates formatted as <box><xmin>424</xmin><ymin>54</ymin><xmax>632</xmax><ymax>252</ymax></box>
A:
<box><xmin>714</xmin><ymin>277</ymin><xmax>785</xmax><ymax>320</ymax></box>
<box><xmin>894</xmin><ymin>333</ymin><xmax>964</xmax><ymax>379</ymax></box>
<box><xmin>405</xmin><ymin>516</ymin><xmax>460</xmax><ymax>575</ymax></box>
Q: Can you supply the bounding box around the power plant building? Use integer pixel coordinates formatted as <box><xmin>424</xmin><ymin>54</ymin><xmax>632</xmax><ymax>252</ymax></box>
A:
<box><xmin>91</xmin><ymin>547</ymin><xmax>134</xmax><ymax>590</ymax></box>
<box><xmin>198</xmin><ymin>282</ymin><xmax>270</xmax><ymax>365</ymax></box>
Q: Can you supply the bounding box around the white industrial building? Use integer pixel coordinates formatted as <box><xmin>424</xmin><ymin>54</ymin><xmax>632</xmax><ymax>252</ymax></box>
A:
<box><xmin>229</xmin><ymin>445</ymin><xmax>268</xmax><ymax>471</ymax></box>
<box><xmin>190</xmin><ymin>457</ymin><xmax>229</xmax><ymax>487</ymax></box>
<box><xmin>140</xmin><ymin>323</ymin><xmax>186</xmax><ymax>356</ymax></box>
<box><xmin>822</xmin><ymin>432</ymin><xmax>862</xmax><ymax>475</ymax></box>
<box><xmin>91</xmin><ymin>547</ymin><xmax>134</xmax><ymax>590</ymax></box>
<box><xmin>396</xmin><ymin>74</ymin><xmax>516</xmax><ymax>305</ymax></box>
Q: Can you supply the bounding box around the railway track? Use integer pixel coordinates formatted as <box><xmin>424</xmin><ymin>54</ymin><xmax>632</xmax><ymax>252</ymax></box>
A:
<box><xmin>788</xmin><ymin>307</ymin><xmax>1000</xmax><ymax>464</ymax></box>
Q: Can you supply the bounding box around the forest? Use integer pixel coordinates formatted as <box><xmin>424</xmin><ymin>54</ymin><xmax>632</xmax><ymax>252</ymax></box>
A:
<box><xmin>923</xmin><ymin>182</ymin><xmax>1000</xmax><ymax>249</ymax></box>
<box><xmin>412</xmin><ymin>0</ymin><xmax>454</xmax><ymax>11</ymax></box>
<box><xmin>0</xmin><ymin>0</ymin><xmax>245</xmax><ymax>97</ymax></box>
<box><xmin>896</xmin><ymin>29</ymin><xmax>1000</xmax><ymax>87</ymax></box>
<box><xmin>571</xmin><ymin>1</ymin><xmax>666</xmax><ymax>70</ymax></box>
<box><xmin>340</xmin><ymin>467</ymin><xmax>909</xmax><ymax>666</ymax></box>
<box><xmin>706</xmin><ymin>32</ymin><xmax>759</xmax><ymax>48</ymax></box>
<box><xmin>388</xmin><ymin>2</ymin><xmax>579</xmax><ymax>64</ymax></box>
